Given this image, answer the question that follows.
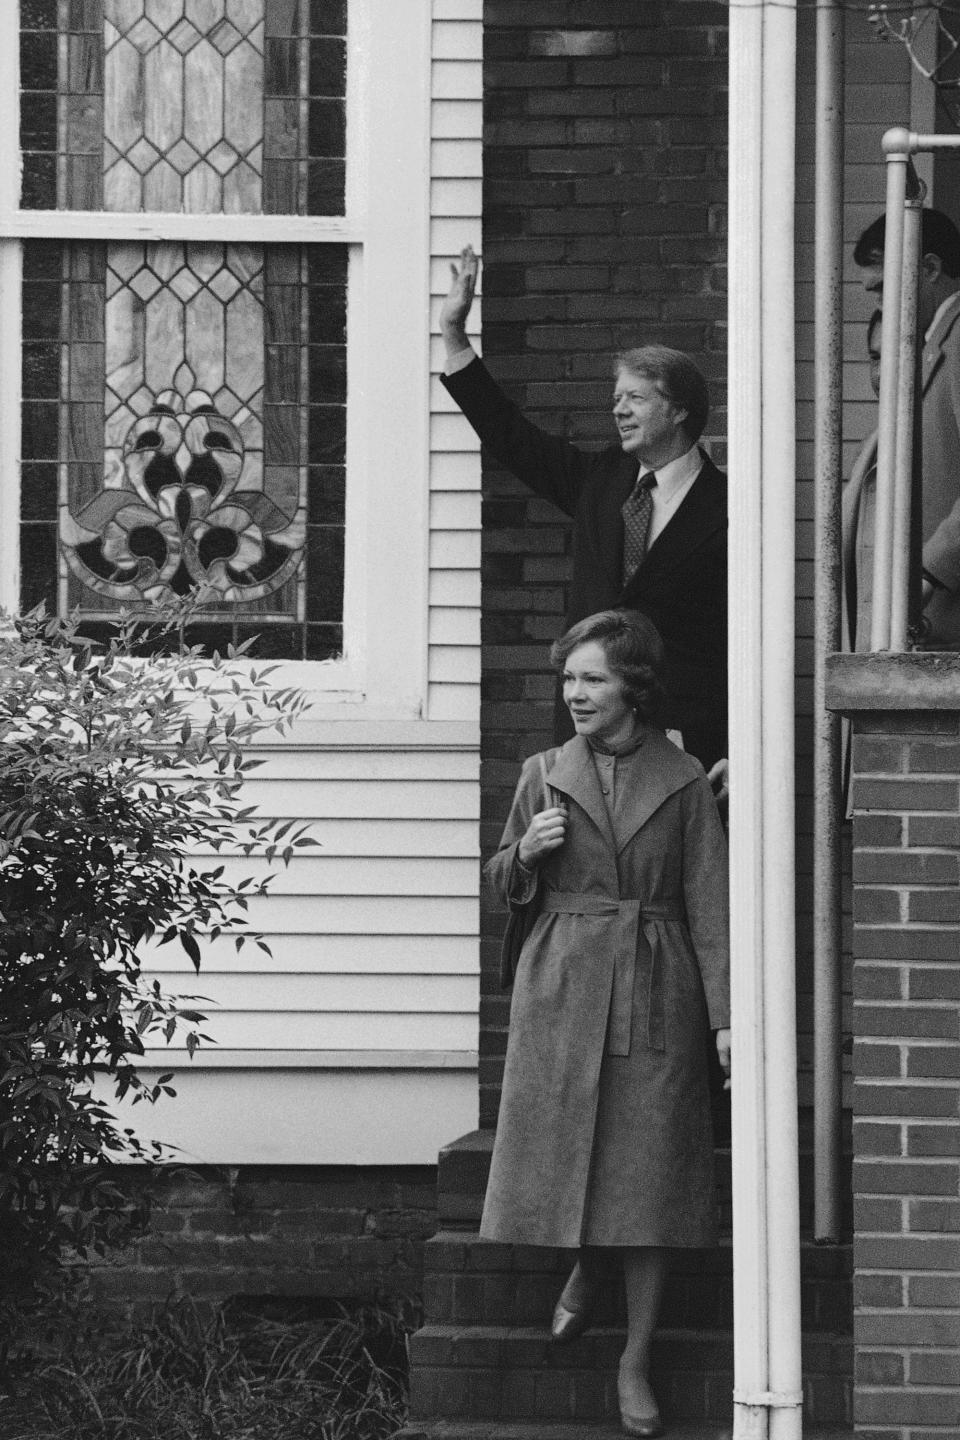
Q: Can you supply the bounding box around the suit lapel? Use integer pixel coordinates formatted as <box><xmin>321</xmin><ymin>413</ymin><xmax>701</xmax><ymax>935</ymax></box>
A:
<box><xmin>621</xmin><ymin>456</ymin><xmax>725</xmax><ymax>597</ymax></box>
<box><xmin>593</xmin><ymin>451</ymin><xmax>641</xmax><ymax>597</ymax></box>
<box><xmin>545</xmin><ymin>736</ymin><xmax>615</xmax><ymax>849</ymax></box>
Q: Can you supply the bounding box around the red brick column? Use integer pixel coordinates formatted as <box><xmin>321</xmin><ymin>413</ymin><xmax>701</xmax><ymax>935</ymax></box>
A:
<box><xmin>827</xmin><ymin>653</ymin><xmax>960</xmax><ymax>1438</ymax></box>
<box><xmin>479</xmin><ymin>0</ymin><xmax>729</xmax><ymax>1126</ymax></box>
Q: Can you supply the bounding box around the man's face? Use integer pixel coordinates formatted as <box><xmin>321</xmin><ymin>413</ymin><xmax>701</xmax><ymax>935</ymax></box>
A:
<box><xmin>859</xmin><ymin>254</ymin><xmax>884</xmax><ymax>302</ymax></box>
<box><xmin>612</xmin><ymin>368</ymin><xmax>686</xmax><ymax>465</ymax></box>
<box><xmin>859</xmin><ymin>249</ymin><xmax>940</xmax><ymax>332</ymax></box>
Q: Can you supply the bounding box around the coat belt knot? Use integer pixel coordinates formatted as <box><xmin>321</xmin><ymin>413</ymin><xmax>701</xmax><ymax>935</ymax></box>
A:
<box><xmin>539</xmin><ymin>892</ymin><xmax>683</xmax><ymax>1055</ymax></box>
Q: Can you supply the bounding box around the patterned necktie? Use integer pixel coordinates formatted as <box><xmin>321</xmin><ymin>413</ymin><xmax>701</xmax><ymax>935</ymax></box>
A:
<box><xmin>621</xmin><ymin>471</ymin><xmax>657</xmax><ymax>584</ymax></box>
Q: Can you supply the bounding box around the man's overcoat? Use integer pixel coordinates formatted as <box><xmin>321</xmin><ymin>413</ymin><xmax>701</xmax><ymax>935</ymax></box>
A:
<box><xmin>920</xmin><ymin>292</ymin><xmax>960</xmax><ymax>646</ymax></box>
<box><xmin>481</xmin><ymin>730</ymin><xmax>729</xmax><ymax>1249</ymax></box>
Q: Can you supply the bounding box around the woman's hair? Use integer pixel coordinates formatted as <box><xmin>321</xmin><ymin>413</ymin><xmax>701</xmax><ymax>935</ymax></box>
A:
<box><xmin>550</xmin><ymin>609</ymin><xmax>666</xmax><ymax>724</ymax></box>
<box><xmin>613</xmin><ymin>345</ymin><xmax>710</xmax><ymax>443</ymax></box>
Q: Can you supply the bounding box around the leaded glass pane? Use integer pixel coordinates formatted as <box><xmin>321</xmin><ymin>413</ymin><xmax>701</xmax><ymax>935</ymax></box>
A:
<box><xmin>20</xmin><ymin>240</ymin><xmax>347</xmax><ymax>660</ymax></box>
<box><xmin>20</xmin><ymin>1</ymin><xmax>346</xmax><ymax>215</ymax></box>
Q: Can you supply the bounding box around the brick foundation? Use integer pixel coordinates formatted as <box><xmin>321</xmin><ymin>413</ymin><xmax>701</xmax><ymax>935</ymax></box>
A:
<box><xmin>479</xmin><ymin>0</ymin><xmax>729</xmax><ymax>1127</ymax></box>
<box><xmin>828</xmin><ymin>652</ymin><xmax>960</xmax><ymax>1439</ymax></box>
<box><xmin>73</xmin><ymin>1165</ymin><xmax>437</xmax><ymax>1316</ymax></box>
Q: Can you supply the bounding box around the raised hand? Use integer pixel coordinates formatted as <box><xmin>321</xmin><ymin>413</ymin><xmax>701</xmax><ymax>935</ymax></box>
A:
<box><xmin>440</xmin><ymin>244</ymin><xmax>479</xmax><ymax>353</ymax></box>
<box><xmin>518</xmin><ymin>805</ymin><xmax>568</xmax><ymax>867</ymax></box>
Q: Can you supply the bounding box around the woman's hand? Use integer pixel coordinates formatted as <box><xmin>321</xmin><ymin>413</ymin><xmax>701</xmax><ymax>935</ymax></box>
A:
<box><xmin>715</xmin><ymin>1028</ymin><xmax>731</xmax><ymax>1090</ymax></box>
<box><xmin>518</xmin><ymin>806</ymin><xmax>568</xmax><ymax>868</ymax></box>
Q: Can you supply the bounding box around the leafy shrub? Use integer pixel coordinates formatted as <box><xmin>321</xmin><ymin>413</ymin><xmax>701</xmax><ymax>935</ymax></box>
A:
<box><xmin>2</xmin><ymin>1296</ymin><xmax>413</xmax><ymax>1440</ymax></box>
<box><xmin>0</xmin><ymin>604</ymin><xmax>311</xmax><ymax>1295</ymax></box>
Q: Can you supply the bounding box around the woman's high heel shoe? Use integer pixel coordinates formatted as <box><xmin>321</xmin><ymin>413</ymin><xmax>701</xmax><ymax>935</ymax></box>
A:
<box><xmin>549</xmin><ymin>1260</ymin><xmax>597</xmax><ymax>1344</ymax></box>
<box><xmin>620</xmin><ymin>1411</ymin><xmax>664</xmax><ymax>1439</ymax></box>
<box><xmin>618</xmin><ymin>1363</ymin><xmax>664</xmax><ymax>1438</ymax></box>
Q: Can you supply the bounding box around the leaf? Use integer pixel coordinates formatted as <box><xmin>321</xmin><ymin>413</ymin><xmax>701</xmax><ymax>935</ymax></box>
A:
<box><xmin>180</xmin><ymin>931</ymin><xmax>202</xmax><ymax>970</ymax></box>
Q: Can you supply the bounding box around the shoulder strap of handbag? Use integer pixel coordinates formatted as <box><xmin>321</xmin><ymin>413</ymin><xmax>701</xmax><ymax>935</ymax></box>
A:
<box><xmin>537</xmin><ymin>747</ymin><xmax>563</xmax><ymax>810</ymax></box>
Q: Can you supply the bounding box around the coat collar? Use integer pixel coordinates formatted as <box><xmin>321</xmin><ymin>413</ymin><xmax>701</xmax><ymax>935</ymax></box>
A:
<box><xmin>922</xmin><ymin>291</ymin><xmax>960</xmax><ymax>394</ymax></box>
<box><xmin>545</xmin><ymin>729</ymin><xmax>701</xmax><ymax>853</ymax></box>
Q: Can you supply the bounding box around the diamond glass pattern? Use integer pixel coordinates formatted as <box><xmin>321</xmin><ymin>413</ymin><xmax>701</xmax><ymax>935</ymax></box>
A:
<box><xmin>21</xmin><ymin>2</ymin><xmax>347</xmax><ymax>215</ymax></box>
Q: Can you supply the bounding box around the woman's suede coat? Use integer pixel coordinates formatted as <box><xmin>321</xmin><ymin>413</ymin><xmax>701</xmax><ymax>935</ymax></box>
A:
<box><xmin>482</xmin><ymin>729</ymin><xmax>729</xmax><ymax>1249</ymax></box>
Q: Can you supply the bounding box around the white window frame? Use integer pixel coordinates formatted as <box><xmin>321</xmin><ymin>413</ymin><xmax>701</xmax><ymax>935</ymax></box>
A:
<box><xmin>0</xmin><ymin>0</ymin><xmax>433</xmax><ymax>718</ymax></box>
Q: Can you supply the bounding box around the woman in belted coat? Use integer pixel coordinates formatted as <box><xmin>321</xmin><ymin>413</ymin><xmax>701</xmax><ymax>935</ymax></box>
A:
<box><xmin>483</xmin><ymin>609</ymin><xmax>730</xmax><ymax>1438</ymax></box>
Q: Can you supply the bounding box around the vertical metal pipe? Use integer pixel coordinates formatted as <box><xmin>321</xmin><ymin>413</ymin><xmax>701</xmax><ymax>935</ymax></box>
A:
<box><xmin>760</xmin><ymin>4</ymin><xmax>803</xmax><ymax>1437</ymax></box>
<box><xmin>728</xmin><ymin>1</ymin><xmax>771</xmax><ymax>1435</ymax></box>
<box><xmin>812</xmin><ymin>0</ymin><xmax>845</xmax><ymax>1245</ymax></box>
<box><xmin>869</xmin><ymin>138</ymin><xmax>910</xmax><ymax>649</ymax></box>
<box><xmin>889</xmin><ymin>195</ymin><xmax>922</xmax><ymax>649</ymax></box>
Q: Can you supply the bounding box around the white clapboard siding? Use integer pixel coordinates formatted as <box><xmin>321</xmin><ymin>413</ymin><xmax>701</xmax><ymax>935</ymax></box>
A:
<box><xmin>429</xmin><ymin>4</ymin><xmax>482</xmax><ymax>726</ymax></box>
<box><xmin>132</xmin><ymin>3</ymin><xmax>484</xmax><ymax>1166</ymax></box>
<box><xmin>216</xmin><ymin>779</ymin><xmax>476</xmax><ymax>818</ymax></box>
<box><xmin>150</xmin><ymin>1011</ymin><xmax>477</xmax><ymax>1053</ymax></box>
<box><xmin>146</xmin><ymin>973</ymin><xmax>476</xmax><ymax>1011</ymax></box>
<box><xmin>221</xmin><ymin>893</ymin><xmax>475</xmax><ymax>934</ymax></box>
<box><xmin>188</xmin><ymin>854</ymin><xmax>477</xmax><ymax>896</ymax></box>
<box><xmin>245</xmin><ymin>747</ymin><xmax>477</xmax><ymax>780</ymax></box>
<box><xmin>144</xmin><ymin>932</ymin><xmax>478</xmax><ymax>975</ymax></box>
<box><xmin>430</xmin><ymin>569</ymin><xmax>479</xmax><ymax>607</ymax></box>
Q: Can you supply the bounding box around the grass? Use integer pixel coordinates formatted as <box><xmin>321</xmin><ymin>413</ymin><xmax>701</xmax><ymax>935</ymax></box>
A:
<box><xmin>0</xmin><ymin>1294</ymin><xmax>415</xmax><ymax>1440</ymax></box>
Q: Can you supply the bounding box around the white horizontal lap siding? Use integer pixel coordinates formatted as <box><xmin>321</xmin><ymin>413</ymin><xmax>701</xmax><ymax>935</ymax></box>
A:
<box><xmin>428</xmin><ymin>0</ymin><xmax>482</xmax><ymax>723</ymax></box>
<box><xmin>142</xmin><ymin>741</ymin><xmax>481</xmax><ymax>1161</ymax></box>
<box><xmin>153</xmin><ymin>744</ymin><xmax>480</xmax><ymax>1027</ymax></box>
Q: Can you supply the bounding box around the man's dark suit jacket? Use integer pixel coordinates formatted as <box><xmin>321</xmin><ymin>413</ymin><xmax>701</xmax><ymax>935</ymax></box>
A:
<box><xmin>442</xmin><ymin>356</ymin><xmax>728</xmax><ymax>769</ymax></box>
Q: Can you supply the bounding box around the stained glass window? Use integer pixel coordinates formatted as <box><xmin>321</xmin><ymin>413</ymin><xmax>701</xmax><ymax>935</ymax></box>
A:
<box><xmin>20</xmin><ymin>0</ymin><xmax>347</xmax><ymax>215</ymax></box>
<box><xmin>22</xmin><ymin>238</ymin><xmax>346</xmax><ymax>659</ymax></box>
<box><xmin>18</xmin><ymin>2</ymin><xmax>349</xmax><ymax>659</ymax></box>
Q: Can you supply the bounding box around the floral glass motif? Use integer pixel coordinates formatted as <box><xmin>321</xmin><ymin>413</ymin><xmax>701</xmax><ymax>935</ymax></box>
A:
<box><xmin>62</xmin><ymin>242</ymin><xmax>304</xmax><ymax>607</ymax></box>
<box><xmin>20</xmin><ymin>0</ymin><xmax>347</xmax><ymax>214</ymax></box>
<box><xmin>21</xmin><ymin>240</ymin><xmax>348</xmax><ymax>661</ymax></box>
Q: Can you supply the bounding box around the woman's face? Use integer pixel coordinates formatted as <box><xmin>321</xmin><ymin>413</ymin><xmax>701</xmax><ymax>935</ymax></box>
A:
<box><xmin>562</xmin><ymin>640</ymin><xmax>637</xmax><ymax>748</ymax></box>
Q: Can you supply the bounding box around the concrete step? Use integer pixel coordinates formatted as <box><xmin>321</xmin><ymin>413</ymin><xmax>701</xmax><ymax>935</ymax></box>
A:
<box><xmin>408</xmin><ymin>1324</ymin><xmax>853</xmax><ymax>1426</ymax></box>
<box><xmin>421</xmin><ymin>1231</ymin><xmax>852</xmax><ymax>1335</ymax></box>
<box><xmin>397</xmin><ymin>1424</ymin><xmax>853</xmax><ymax>1440</ymax></box>
<box><xmin>437</xmin><ymin>1129</ymin><xmax>853</xmax><ymax>1236</ymax></box>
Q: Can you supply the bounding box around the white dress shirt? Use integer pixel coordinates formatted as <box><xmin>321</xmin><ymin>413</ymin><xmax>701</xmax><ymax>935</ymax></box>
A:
<box><xmin>639</xmin><ymin>446</ymin><xmax>702</xmax><ymax>547</ymax></box>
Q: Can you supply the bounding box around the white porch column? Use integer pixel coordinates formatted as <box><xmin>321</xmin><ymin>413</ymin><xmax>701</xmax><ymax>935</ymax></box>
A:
<box><xmin>728</xmin><ymin>3</ymin><xmax>803</xmax><ymax>1440</ymax></box>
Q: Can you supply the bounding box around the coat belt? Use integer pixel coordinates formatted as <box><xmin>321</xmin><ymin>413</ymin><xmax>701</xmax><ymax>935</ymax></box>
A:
<box><xmin>540</xmin><ymin>892</ymin><xmax>683</xmax><ymax>1055</ymax></box>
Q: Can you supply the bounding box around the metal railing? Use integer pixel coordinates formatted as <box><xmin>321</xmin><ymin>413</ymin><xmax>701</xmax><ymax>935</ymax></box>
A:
<box><xmin>868</xmin><ymin>128</ymin><xmax>960</xmax><ymax>650</ymax></box>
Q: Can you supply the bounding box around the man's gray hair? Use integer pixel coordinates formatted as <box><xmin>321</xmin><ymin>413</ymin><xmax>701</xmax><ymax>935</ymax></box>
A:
<box><xmin>614</xmin><ymin>345</ymin><xmax>710</xmax><ymax>443</ymax></box>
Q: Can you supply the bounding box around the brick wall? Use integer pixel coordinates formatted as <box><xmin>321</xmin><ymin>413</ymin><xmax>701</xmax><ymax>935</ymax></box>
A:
<box><xmin>478</xmin><ymin>0</ymin><xmax>729</xmax><ymax>1126</ymax></box>
<box><xmin>829</xmin><ymin>654</ymin><xmax>960</xmax><ymax>1438</ymax></box>
<box><xmin>77</xmin><ymin>1166</ymin><xmax>437</xmax><ymax>1317</ymax></box>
